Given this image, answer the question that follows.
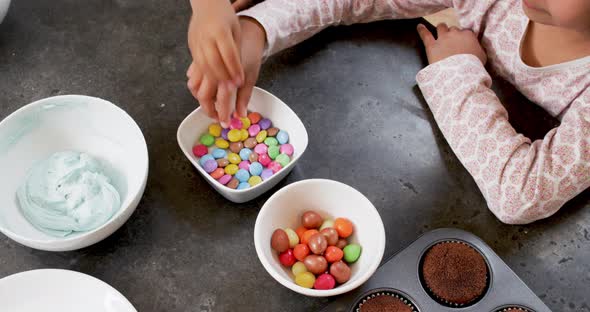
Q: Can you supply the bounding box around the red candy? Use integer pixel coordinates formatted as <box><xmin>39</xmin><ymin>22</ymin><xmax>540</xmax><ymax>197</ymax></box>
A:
<box><xmin>258</xmin><ymin>153</ymin><xmax>271</xmax><ymax>166</ymax></box>
<box><xmin>279</xmin><ymin>249</ymin><xmax>296</xmax><ymax>267</ymax></box>
<box><xmin>314</xmin><ymin>273</ymin><xmax>336</xmax><ymax>290</ymax></box>
<box><xmin>269</xmin><ymin>161</ymin><xmax>282</xmax><ymax>173</ymax></box>
<box><xmin>192</xmin><ymin>144</ymin><xmax>208</xmax><ymax>157</ymax></box>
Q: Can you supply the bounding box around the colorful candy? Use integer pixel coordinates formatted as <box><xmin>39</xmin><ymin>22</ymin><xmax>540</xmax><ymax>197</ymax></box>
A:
<box><xmin>248</xmin><ymin>112</ymin><xmax>262</xmax><ymax>124</ymax></box>
<box><xmin>224</xmin><ymin>164</ymin><xmax>239</xmax><ymax>175</ymax></box>
<box><xmin>221</xmin><ymin>128</ymin><xmax>229</xmax><ymax>140</ymax></box>
<box><xmin>254</xmin><ymin>143</ymin><xmax>268</xmax><ymax>155</ymax></box>
<box><xmin>301</xmin><ymin>230</ymin><xmax>319</xmax><ymax>245</ymax></box>
<box><xmin>215</xmin><ymin>138</ymin><xmax>229</xmax><ymax>149</ymax></box>
<box><xmin>199</xmin><ymin>154</ymin><xmax>215</xmax><ymax>167</ymax></box>
<box><xmin>303</xmin><ymin>255</ymin><xmax>328</xmax><ymax>275</ymax></box>
<box><xmin>228</xmin><ymin>153</ymin><xmax>241</xmax><ymax>164</ymax></box>
<box><xmin>240</xmin><ymin>117</ymin><xmax>251</xmax><ymax>129</ymax></box>
<box><xmin>200</xmin><ymin>134</ymin><xmax>215</xmax><ymax>146</ymax></box>
<box><xmin>261</xmin><ymin>168</ymin><xmax>273</xmax><ymax>180</ymax></box>
<box><xmin>237</xmin><ymin>182</ymin><xmax>250</xmax><ymax>190</ymax></box>
<box><xmin>292</xmin><ymin>261</ymin><xmax>308</xmax><ymax>276</ymax></box>
<box><xmin>227</xmin><ymin>178</ymin><xmax>239</xmax><ymax>189</ymax></box>
<box><xmin>268</xmin><ymin>161</ymin><xmax>282</xmax><ymax>173</ymax></box>
<box><xmin>212</xmin><ymin>148</ymin><xmax>227</xmax><ymax>159</ymax></box>
<box><xmin>192</xmin><ymin>145</ymin><xmax>208</xmax><ymax>157</ymax></box>
<box><xmin>244</xmin><ymin>137</ymin><xmax>257</xmax><ymax>149</ymax></box>
<box><xmin>271</xmin><ymin>229</ymin><xmax>290</xmax><ymax>252</ymax></box>
<box><xmin>295</xmin><ymin>272</ymin><xmax>315</xmax><ymax>289</ymax></box>
<box><xmin>302</xmin><ymin>211</ymin><xmax>323</xmax><ymax>229</ymax></box>
<box><xmin>320</xmin><ymin>228</ymin><xmax>339</xmax><ymax>246</ymax></box>
<box><xmin>258</xmin><ymin>153</ymin><xmax>271</xmax><ymax>166</ymax></box>
<box><xmin>255</xmin><ymin>130</ymin><xmax>267</xmax><ymax>143</ymax></box>
<box><xmin>239</xmin><ymin>148</ymin><xmax>252</xmax><ymax>161</ymax></box>
<box><xmin>238</xmin><ymin>161</ymin><xmax>250</xmax><ymax>170</ymax></box>
<box><xmin>334</xmin><ymin>218</ymin><xmax>354</xmax><ymax>238</ymax></box>
<box><xmin>249</xmin><ymin>162</ymin><xmax>263</xmax><ymax>176</ymax></box>
<box><xmin>203</xmin><ymin>160</ymin><xmax>218</xmax><ymax>173</ymax></box>
<box><xmin>293</xmin><ymin>244</ymin><xmax>310</xmax><ymax>262</ymax></box>
<box><xmin>268</xmin><ymin>145</ymin><xmax>280</xmax><ymax>159</ymax></box>
<box><xmin>235</xmin><ymin>169</ymin><xmax>250</xmax><ymax>182</ymax></box>
<box><xmin>276</xmin><ymin>130</ymin><xmax>289</xmax><ymax>144</ymax></box>
<box><xmin>275</xmin><ymin>154</ymin><xmax>290</xmax><ymax>167</ymax></box>
<box><xmin>218</xmin><ymin>174</ymin><xmax>232</xmax><ymax>185</ymax></box>
<box><xmin>229</xmin><ymin>141</ymin><xmax>243</xmax><ymax>153</ymax></box>
<box><xmin>343</xmin><ymin>244</ymin><xmax>362</xmax><ymax>263</ymax></box>
<box><xmin>210</xmin><ymin>168</ymin><xmax>225</xmax><ymax>179</ymax></box>
<box><xmin>279</xmin><ymin>249</ymin><xmax>296</xmax><ymax>267</ymax></box>
<box><xmin>314</xmin><ymin>273</ymin><xmax>336</xmax><ymax>290</ymax></box>
<box><xmin>319</xmin><ymin>219</ymin><xmax>335</xmax><ymax>231</ymax></box>
<box><xmin>267</xmin><ymin>127</ymin><xmax>279</xmax><ymax>137</ymax></box>
<box><xmin>279</xmin><ymin>144</ymin><xmax>294</xmax><ymax>156</ymax></box>
<box><xmin>264</xmin><ymin>137</ymin><xmax>278</xmax><ymax>147</ymax></box>
<box><xmin>216</xmin><ymin>158</ymin><xmax>229</xmax><ymax>167</ymax></box>
<box><xmin>324</xmin><ymin>246</ymin><xmax>344</xmax><ymax>263</ymax></box>
<box><xmin>330</xmin><ymin>261</ymin><xmax>351</xmax><ymax>284</ymax></box>
<box><xmin>248</xmin><ymin>152</ymin><xmax>259</xmax><ymax>163</ymax></box>
<box><xmin>308</xmin><ymin>233</ymin><xmax>328</xmax><ymax>255</ymax></box>
<box><xmin>230</xmin><ymin>118</ymin><xmax>243</xmax><ymax>130</ymax></box>
<box><xmin>248</xmin><ymin>124</ymin><xmax>260</xmax><ymax>137</ymax></box>
<box><xmin>228</xmin><ymin>129</ymin><xmax>241</xmax><ymax>142</ymax></box>
<box><xmin>239</xmin><ymin>129</ymin><xmax>249</xmax><ymax>141</ymax></box>
<box><xmin>248</xmin><ymin>176</ymin><xmax>262</xmax><ymax>186</ymax></box>
<box><xmin>259</xmin><ymin>118</ymin><xmax>272</xmax><ymax>130</ymax></box>
<box><xmin>209</xmin><ymin>123</ymin><xmax>222</xmax><ymax>137</ymax></box>
<box><xmin>284</xmin><ymin>228</ymin><xmax>299</xmax><ymax>248</ymax></box>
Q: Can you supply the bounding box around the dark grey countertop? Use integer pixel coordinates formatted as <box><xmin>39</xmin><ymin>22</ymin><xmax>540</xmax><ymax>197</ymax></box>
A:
<box><xmin>1</xmin><ymin>1</ymin><xmax>588</xmax><ymax>311</ymax></box>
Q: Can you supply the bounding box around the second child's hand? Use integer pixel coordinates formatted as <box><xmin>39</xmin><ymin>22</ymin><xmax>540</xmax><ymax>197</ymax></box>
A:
<box><xmin>417</xmin><ymin>23</ymin><xmax>487</xmax><ymax>65</ymax></box>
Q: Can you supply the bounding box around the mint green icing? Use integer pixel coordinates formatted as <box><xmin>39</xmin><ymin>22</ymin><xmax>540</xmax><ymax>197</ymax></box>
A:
<box><xmin>17</xmin><ymin>151</ymin><xmax>121</xmax><ymax>237</ymax></box>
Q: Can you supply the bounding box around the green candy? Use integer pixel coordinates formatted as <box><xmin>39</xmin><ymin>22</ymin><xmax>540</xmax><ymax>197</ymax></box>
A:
<box><xmin>343</xmin><ymin>244</ymin><xmax>362</xmax><ymax>263</ymax></box>
<box><xmin>275</xmin><ymin>153</ymin><xmax>290</xmax><ymax>167</ymax></box>
<box><xmin>264</xmin><ymin>137</ymin><xmax>278</xmax><ymax>146</ymax></box>
<box><xmin>200</xmin><ymin>134</ymin><xmax>215</xmax><ymax>146</ymax></box>
<box><xmin>268</xmin><ymin>145</ymin><xmax>280</xmax><ymax>159</ymax></box>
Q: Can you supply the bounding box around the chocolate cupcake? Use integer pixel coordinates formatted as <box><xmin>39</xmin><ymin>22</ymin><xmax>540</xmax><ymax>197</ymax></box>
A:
<box><xmin>353</xmin><ymin>289</ymin><xmax>417</xmax><ymax>312</ymax></box>
<box><xmin>496</xmin><ymin>307</ymin><xmax>533</xmax><ymax>312</ymax></box>
<box><xmin>420</xmin><ymin>241</ymin><xmax>489</xmax><ymax>306</ymax></box>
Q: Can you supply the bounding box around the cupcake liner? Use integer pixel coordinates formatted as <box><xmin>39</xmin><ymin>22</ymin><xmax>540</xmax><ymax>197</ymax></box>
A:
<box><xmin>495</xmin><ymin>307</ymin><xmax>534</xmax><ymax>312</ymax></box>
<box><xmin>419</xmin><ymin>240</ymin><xmax>490</xmax><ymax>308</ymax></box>
<box><xmin>351</xmin><ymin>288</ymin><xmax>418</xmax><ymax>312</ymax></box>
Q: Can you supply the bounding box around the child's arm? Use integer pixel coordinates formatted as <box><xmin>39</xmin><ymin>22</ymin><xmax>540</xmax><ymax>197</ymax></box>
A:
<box><xmin>416</xmin><ymin>35</ymin><xmax>590</xmax><ymax>224</ymax></box>
<box><xmin>239</xmin><ymin>0</ymin><xmax>476</xmax><ymax>57</ymax></box>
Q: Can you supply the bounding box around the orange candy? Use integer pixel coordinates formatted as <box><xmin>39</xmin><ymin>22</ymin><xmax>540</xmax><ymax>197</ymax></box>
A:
<box><xmin>334</xmin><ymin>218</ymin><xmax>353</xmax><ymax>238</ymax></box>
<box><xmin>293</xmin><ymin>244</ymin><xmax>310</xmax><ymax>262</ymax></box>
<box><xmin>248</xmin><ymin>112</ymin><xmax>262</xmax><ymax>124</ymax></box>
<box><xmin>324</xmin><ymin>246</ymin><xmax>344</xmax><ymax>263</ymax></box>
<box><xmin>295</xmin><ymin>226</ymin><xmax>308</xmax><ymax>241</ymax></box>
<box><xmin>210</xmin><ymin>168</ymin><xmax>225</xmax><ymax>179</ymax></box>
<box><xmin>301</xmin><ymin>229</ymin><xmax>319</xmax><ymax>245</ymax></box>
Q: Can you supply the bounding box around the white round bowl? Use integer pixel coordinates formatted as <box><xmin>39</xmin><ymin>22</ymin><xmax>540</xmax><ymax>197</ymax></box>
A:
<box><xmin>254</xmin><ymin>179</ymin><xmax>386</xmax><ymax>297</ymax></box>
<box><xmin>0</xmin><ymin>95</ymin><xmax>148</xmax><ymax>251</ymax></box>
<box><xmin>177</xmin><ymin>87</ymin><xmax>308</xmax><ymax>203</ymax></box>
<box><xmin>0</xmin><ymin>0</ymin><xmax>9</xmax><ymax>24</ymax></box>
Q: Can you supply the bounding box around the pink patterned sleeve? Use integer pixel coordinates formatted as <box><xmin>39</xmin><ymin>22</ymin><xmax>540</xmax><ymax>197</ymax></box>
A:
<box><xmin>417</xmin><ymin>54</ymin><xmax>590</xmax><ymax>224</ymax></box>
<box><xmin>238</xmin><ymin>0</ymin><xmax>460</xmax><ymax>57</ymax></box>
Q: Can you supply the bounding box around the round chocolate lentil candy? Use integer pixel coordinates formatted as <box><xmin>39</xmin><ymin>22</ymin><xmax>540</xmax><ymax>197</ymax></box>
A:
<box><xmin>229</xmin><ymin>141</ymin><xmax>243</xmax><ymax>153</ymax></box>
<box><xmin>244</xmin><ymin>137</ymin><xmax>257</xmax><ymax>149</ymax></box>
<box><xmin>267</xmin><ymin>127</ymin><xmax>279</xmax><ymax>137</ymax></box>
<box><xmin>248</xmin><ymin>152</ymin><xmax>259</xmax><ymax>163</ymax></box>
<box><xmin>216</xmin><ymin>158</ymin><xmax>229</xmax><ymax>168</ymax></box>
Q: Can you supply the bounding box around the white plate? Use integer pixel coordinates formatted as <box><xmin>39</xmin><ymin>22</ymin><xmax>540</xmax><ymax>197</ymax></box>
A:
<box><xmin>0</xmin><ymin>269</ymin><xmax>137</xmax><ymax>312</ymax></box>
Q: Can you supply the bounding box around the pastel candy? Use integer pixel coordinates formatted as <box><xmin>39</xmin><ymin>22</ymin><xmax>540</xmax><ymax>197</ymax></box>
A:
<box><xmin>221</xmin><ymin>128</ymin><xmax>230</xmax><ymax>140</ymax></box>
<box><xmin>258</xmin><ymin>153</ymin><xmax>271</xmax><ymax>166</ymax></box>
<box><xmin>264</xmin><ymin>137</ymin><xmax>278</xmax><ymax>146</ymax></box>
<box><xmin>276</xmin><ymin>153</ymin><xmax>290</xmax><ymax>167</ymax></box>
<box><xmin>228</xmin><ymin>153</ymin><xmax>241</xmax><ymax>164</ymax></box>
<box><xmin>212</xmin><ymin>148</ymin><xmax>227</xmax><ymax>159</ymax></box>
<box><xmin>280</xmin><ymin>144</ymin><xmax>294</xmax><ymax>156</ymax></box>
<box><xmin>218</xmin><ymin>174</ymin><xmax>232</xmax><ymax>185</ymax></box>
<box><xmin>268</xmin><ymin>145</ymin><xmax>280</xmax><ymax>159</ymax></box>
<box><xmin>192</xmin><ymin>144</ymin><xmax>208</xmax><ymax>157</ymax></box>
<box><xmin>249</xmin><ymin>162</ymin><xmax>263</xmax><ymax>176</ymax></box>
<box><xmin>240</xmin><ymin>117</ymin><xmax>251</xmax><ymax>129</ymax></box>
<box><xmin>248</xmin><ymin>152</ymin><xmax>259</xmax><ymax>163</ymax></box>
<box><xmin>268</xmin><ymin>161</ymin><xmax>282</xmax><ymax>173</ymax></box>
<box><xmin>230</xmin><ymin>118</ymin><xmax>243</xmax><ymax>130</ymax></box>
<box><xmin>199</xmin><ymin>154</ymin><xmax>215</xmax><ymax>167</ymax></box>
<box><xmin>254</xmin><ymin>144</ymin><xmax>268</xmax><ymax>155</ymax></box>
<box><xmin>239</xmin><ymin>160</ymin><xmax>250</xmax><ymax>170</ymax></box>
<box><xmin>203</xmin><ymin>159</ymin><xmax>218</xmax><ymax>173</ymax></box>
<box><xmin>227</xmin><ymin>178</ymin><xmax>239</xmax><ymax>189</ymax></box>
<box><xmin>244</xmin><ymin>137</ymin><xmax>257</xmax><ymax>149</ymax></box>
<box><xmin>209</xmin><ymin>123</ymin><xmax>222</xmax><ymax>137</ymax></box>
<box><xmin>267</xmin><ymin>127</ymin><xmax>279</xmax><ymax>137</ymax></box>
<box><xmin>239</xmin><ymin>148</ymin><xmax>253</xmax><ymax>160</ymax></box>
<box><xmin>256</xmin><ymin>130</ymin><xmax>267</xmax><ymax>143</ymax></box>
<box><xmin>210</xmin><ymin>168</ymin><xmax>224</xmax><ymax>179</ymax></box>
<box><xmin>261</xmin><ymin>168</ymin><xmax>274</xmax><ymax>180</ymax></box>
<box><xmin>248</xmin><ymin>112</ymin><xmax>262</xmax><ymax>124</ymax></box>
<box><xmin>237</xmin><ymin>182</ymin><xmax>250</xmax><ymax>190</ymax></box>
<box><xmin>240</xmin><ymin>129</ymin><xmax>249</xmax><ymax>141</ymax></box>
<box><xmin>225</xmin><ymin>164</ymin><xmax>239</xmax><ymax>175</ymax></box>
<box><xmin>277</xmin><ymin>130</ymin><xmax>289</xmax><ymax>144</ymax></box>
<box><xmin>229</xmin><ymin>142</ymin><xmax>243</xmax><ymax>153</ymax></box>
<box><xmin>216</xmin><ymin>158</ymin><xmax>229</xmax><ymax>168</ymax></box>
<box><xmin>235</xmin><ymin>169</ymin><xmax>250</xmax><ymax>182</ymax></box>
<box><xmin>248</xmin><ymin>124</ymin><xmax>261</xmax><ymax>137</ymax></box>
<box><xmin>228</xmin><ymin>129</ymin><xmax>242</xmax><ymax>142</ymax></box>
<box><xmin>215</xmin><ymin>138</ymin><xmax>229</xmax><ymax>149</ymax></box>
<box><xmin>248</xmin><ymin>176</ymin><xmax>262</xmax><ymax>186</ymax></box>
<box><xmin>259</xmin><ymin>118</ymin><xmax>272</xmax><ymax>130</ymax></box>
<box><xmin>200</xmin><ymin>134</ymin><xmax>215</xmax><ymax>146</ymax></box>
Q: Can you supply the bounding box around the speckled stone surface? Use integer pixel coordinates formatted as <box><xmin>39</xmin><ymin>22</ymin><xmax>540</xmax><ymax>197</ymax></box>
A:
<box><xmin>0</xmin><ymin>1</ymin><xmax>589</xmax><ymax>311</ymax></box>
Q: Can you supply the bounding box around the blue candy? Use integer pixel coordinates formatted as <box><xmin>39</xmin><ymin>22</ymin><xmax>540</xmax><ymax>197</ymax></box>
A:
<box><xmin>276</xmin><ymin>130</ymin><xmax>289</xmax><ymax>144</ymax></box>
<box><xmin>235</xmin><ymin>169</ymin><xmax>250</xmax><ymax>182</ymax></box>
<box><xmin>239</xmin><ymin>148</ymin><xmax>253</xmax><ymax>161</ymax></box>
<box><xmin>212</xmin><ymin>148</ymin><xmax>227</xmax><ymax>159</ymax></box>
<box><xmin>237</xmin><ymin>182</ymin><xmax>250</xmax><ymax>190</ymax></box>
<box><xmin>249</xmin><ymin>162</ymin><xmax>263</xmax><ymax>176</ymax></box>
<box><xmin>199</xmin><ymin>154</ymin><xmax>215</xmax><ymax>167</ymax></box>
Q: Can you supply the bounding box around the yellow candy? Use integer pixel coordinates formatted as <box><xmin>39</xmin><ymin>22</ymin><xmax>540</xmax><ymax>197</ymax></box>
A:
<box><xmin>224</xmin><ymin>164</ymin><xmax>239</xmax><ymax>175</ymax></box>
<box><xmin>240</xmin><ymin>129</ymin><xmax>249</xmax><ymax>141</ymax></box>
<box><xmin>248</xmin><ymin>176</ymin><xmax>262</xmax><ymax>186</ymax></box>
<box><xmin>208</xmin><ymin>123</ymin><xmax>222</xmax><ymax>137</ymax></box>
<box><xmin>240</xmin><ymin>117</ymin><xmax>251</xmax><ymax>129</ymax></box>
<box><xmin>228</xmin><ymin>153</ymin><xmax>241</xmax><ymax>164</ymax></box>
<box><xmin>292</xmin><ymin>262</ymin><xmax>307</xmax><ymax>276</ymax></box>
<box><xmin>228</xmin><ymin>129</ymin><xmax>242</xmax><ymax>142</ymax></box>
<box><xmin>256</xmin><ymin>130</ymin><xmax>267</xmax><ymax>143</ymax></box>
<box><xmin>295</xmin><ymin>272</ymin><xmax>315</xmax><ymax>289</ymax></box>
<box><xmin>215</xmin><ymin>138</ymin><xmax>229</xmax><ymax>149</ymax></box>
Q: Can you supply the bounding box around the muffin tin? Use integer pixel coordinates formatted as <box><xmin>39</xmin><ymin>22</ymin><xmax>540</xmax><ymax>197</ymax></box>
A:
<box><xmin>321</xmin><ymin>228</ymin><xmax>551</xmax><ymax>312</ymax></box>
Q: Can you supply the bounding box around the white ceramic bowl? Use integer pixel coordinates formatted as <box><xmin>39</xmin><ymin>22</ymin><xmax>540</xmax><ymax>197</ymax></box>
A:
<box><xmin>0</xmin><ymin>95</ymin><xmax>148</xmax><ymax>251</ymax></box>
<box><xmin>254</xmin><ymin>179</ymin><xmax>386</xmax><ymax>297</ymax></box>
<box><xmin>0</xmin><ymin>0</ymin><xmax>9</xmax><ymax>24</ymax></box>
<box><xmin>177</xmin><ymin>87</ymin><xmax>308</xmax><ymax>203</ymax></box>
<box><xmin>0</xmin><ymin>269</ymin><xmax>137</xmax><ymax>312</ymax></box>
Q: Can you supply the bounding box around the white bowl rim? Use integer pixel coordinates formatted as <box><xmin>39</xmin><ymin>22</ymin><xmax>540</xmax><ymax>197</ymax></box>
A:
<box><xmin>0</xmin><ymin>94</ymin><xmax>149</xmax><ymax>245</ymax></box>
<box><xmin>176</xmin><ymin>86</ymin><xmax>309</xmax><ymax>194</ymax></box>
<box><xmin>254</xmin><ymin>178</ymin><xmax>386</xmax><ymax>297</ymax></box>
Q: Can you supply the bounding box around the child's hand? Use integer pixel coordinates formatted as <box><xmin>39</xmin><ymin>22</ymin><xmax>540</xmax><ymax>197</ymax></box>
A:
<box><xmin>232</xmin><ymin>0</ymin><xmax>256</xmax><ymax>12</ymax></box>
<box><xmin>417</xmin><ymin>23</ymin><xmax>487</xmax><ymax>65</ymax></box>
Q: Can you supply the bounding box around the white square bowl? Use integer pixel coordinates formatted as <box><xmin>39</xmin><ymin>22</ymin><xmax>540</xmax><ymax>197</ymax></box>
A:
<box><xmin>177</xmin><ymin>87</ymin><xmax>309</xmax><ymax>203</ymax></box>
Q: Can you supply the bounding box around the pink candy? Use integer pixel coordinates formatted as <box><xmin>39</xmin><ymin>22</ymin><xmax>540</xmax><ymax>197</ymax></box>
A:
<box><xmin>314</xmin><ymin>273</ymin><xmax>336</xmax><ymax>290</ymax></box>
<box><xmin>218</xmin><ymin>174</ymin><xmax>232</xmax><ymax>185</ymax></box>
<box><xmin>239</xmin><ymin>160</ymin><xmax>251</xmax><ymax>170</ymax></box>
<box><xmin>192</xmin><ymin>144</ymin><xmax>208</xmax><ymax>157</ymax></box>
<box><xmin>230</xmin><ymin>118</ymin><xmax>243</xmax><ymax>130</ymax></box>
<box><xmin>269</xmin><ymin>161</ymin><xmax>282</xmax><ymax>173</ymax></box>
<box><xmin>279</xmin><ymin>144</ymin><xmax>294</xmax><ymax>156</ymax></box>
<box><xmin>259</xmin><ymin>153</ymin><xmax>271</xmax><ymax>166</ymax></box>
<box><xmin>254</xmin><ymin>143</ymin><xmax>268</xmax><ymax>155</ymax></box>
<box><xmin>248</xmin><ymin>124</ymin><xmax>261</xmax><ymax>137</ymax></box>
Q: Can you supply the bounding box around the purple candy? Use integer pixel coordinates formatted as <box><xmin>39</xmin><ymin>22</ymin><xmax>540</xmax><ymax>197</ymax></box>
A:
<box><xmin>218</xmin><ymin>174</ymin><xmax>232</xmax><ymax>185</ymax></box>
<box><xmin>254</xmin><ymin>143</ymin><xmax>268</xmax><ymax>155</ymax></box>
<box><xmin>203</xmin><ymin>159</ymin><xmax>218</xmax><ymax>173</ymax></box>
<box><xmin>279</xmin><ymin>143</ymin><xmax>294</xmax><ymax>156</ymax></box>
<box><xmin>259</xmin><ymin>118</ymin><xmax>272</xmax><ymax>130</ymax></box>
<box><xmin>221</xmin><ymin>128</ymin><xmax>230</xmax><ymax>140</ymax></box>
<box><xmin>261</xmin><ymin>168</ymin><xmax>274</xmax><ymax>180</ymax></box>
<box><xmin>239</xmin><ymin>160</ymin><xmax>251</xmax><ymax>170</ymax></box>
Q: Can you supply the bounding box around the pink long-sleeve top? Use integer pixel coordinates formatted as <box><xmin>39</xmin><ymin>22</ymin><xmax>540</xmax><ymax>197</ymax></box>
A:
<box><xmin>239</xmin><ymin>0</ymin><xmax>590</xmax><ymax>224</ymax></box>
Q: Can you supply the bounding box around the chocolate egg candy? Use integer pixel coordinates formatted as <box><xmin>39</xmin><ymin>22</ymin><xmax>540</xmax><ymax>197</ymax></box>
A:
<box><xmin>320</xmin><ymin>228</ymin><xmax>339</xmax><ymax>246</ymax></box>
<box><xmin>329</xmin><ymin>261</ymin><xmax>351</xmax><ymax>284</ymax></box>
<box><xmin>271</xmin><ymin>229</ymin><xmax>290</xmax><ymax>252</ymax></box>
<box><xmin>303</xmin><ymin>255</ymin><xmax>328</xmax><ymax>275</ymax></box>
<box><xmin>229</xmin><ymin>142</ymin><xmax>244</xmax><ymax>153</ymax></box>
<box><xmin>248</xmin><ymin>152</ymin><xmax>259</xmax><ymax>163</ymax></box>
<box><xmin>216</xmin><ymin>158</ymin><xmax>229</xmax><ymax>168</ymax></box>
<box><xmin>308</xmin><ymin>233</ymin><xmax>327</xmax><ymax>255</ymax></box>
<box><xmin>267</xmin><ymin>127</ymin><xmax>279</xmax><ymax>137</ymax></box>
<box><xmin>336</xmin><ymin>239</ymin><xmax>348</xmax><ymax>250</ymax></box>
<box><xmin>301</xmin><ymin>211</ymin><xmax>323</xmax><ymax>229</ymax></box>
<box><xmin>244</xmin><ymin>137</ymin><xmax>257</xmax><ymax>149</ymax></box>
